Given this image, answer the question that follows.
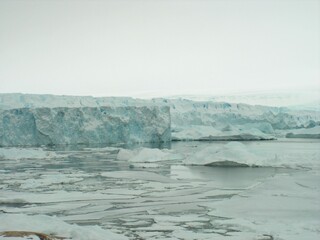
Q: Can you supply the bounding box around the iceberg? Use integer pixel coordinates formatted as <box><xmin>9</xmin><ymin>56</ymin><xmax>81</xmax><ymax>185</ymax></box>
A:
<box><xmin>285</xmin><ymin>126</ymin><xmax>320</xmax><ymax>139</ymax></box>
<box><xmin>117</xmin><ymin>147</ymin><xmax>183</xmax><ymax>163</ymax></box>
<box><xmin>116</xmin><ymin>147</ymin><xmax>184</xmax><ymax>169</ymax></box>
<box><xmin>184</xmin><ymin>140</ymin><xmax>320</xmax><ymax>169</ymax></box>
<box><xmin>185</xmin><ymin>142</ymin><xmax>262</xmax><ymax>167</ymax></box>
<box><xmin>172</xmin><ymin>125</ymin><xmax>275</xmax><ymax>141</ymax></box>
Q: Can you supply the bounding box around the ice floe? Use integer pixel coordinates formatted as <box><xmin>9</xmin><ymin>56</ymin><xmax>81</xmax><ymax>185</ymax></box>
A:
<box><xmin>116</xmin><ymin>147</ymin><xmax>184</xmax><ymax>166</ymax></box>
<box><xmin>0</xmin><ymin>214</ymin><xmax>128</xmax><ymax>240</ymax></box>
<box><xmin>185</xmin><ymin>142</ymin><xmax>264</xmax><ymax>167</ymax></box>
<box><xmin>0</xmin><ymin>148</ymin><xmax>61</xmax><ymax>160</ymax></box>
<box><xmin>206</xmin><ymin>172</ymin><xmax>320</xmax><ymax>240</ymax></box>
<box><xmin>185</xmin><ymin>141</ymin><xmax>320</xmax><ymax>169</ymax></box>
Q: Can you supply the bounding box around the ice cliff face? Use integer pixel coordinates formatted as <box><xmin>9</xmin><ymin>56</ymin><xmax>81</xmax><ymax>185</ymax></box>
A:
<box><xmin>1</xmin><ymin>93</ymin><xmax>319</xmax><ymax>131</ymax></box>
<box><xmin>150</xmin><ymin>99</ymin><xmax>320</xmax><ymax>130</ymax></box>
<box><xmin>0</xmin><ymin>93</ymin><xmax>319</xmax><ymax>146</ymax></box>
<box><xmin>0</xmin><ymin>106</ymin><xmax>171</xmax><ymax>147</ymax></box>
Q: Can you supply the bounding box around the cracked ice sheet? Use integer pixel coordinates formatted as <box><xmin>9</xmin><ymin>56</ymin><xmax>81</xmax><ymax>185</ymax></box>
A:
<box><xmin>0</xmin><ymin>190</ymin><xmax>135</xmax><ymax>205</ymax></box>
<box><xmin>206</xmin><ymin>171</ymin><xmax>320</xmax><ymax>240</ymax></box>
<box><xmin>1</xmin><ymin>140</ymin><xmax>319</xmax><ymax>240</ymax></box>
<box><xmin>0</xmin><ymin>214</ymin><xmax>128</xmax><ymax>240</ymax></box>
<box><xmin>100</xmin><ymin>170</ymin><xmax>177</xmax><ymax>183</ymax></box>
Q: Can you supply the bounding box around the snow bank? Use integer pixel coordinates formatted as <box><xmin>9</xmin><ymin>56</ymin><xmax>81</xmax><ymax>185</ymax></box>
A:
<box><xmin>0</xmin><ymin>106</ymin><xmax>171</xmax><ymax>147</ymax></box>
<box><xmin>0</xmin><ymin>214</ymin><xmax>128</xmax><ymax>240</ymax></box>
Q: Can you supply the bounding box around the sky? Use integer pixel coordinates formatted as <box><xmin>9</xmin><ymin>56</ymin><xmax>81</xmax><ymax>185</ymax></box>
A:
<box><xmin>0</xmin><ymin>0</ymin><xmax>319</xmax><ymax>97</ymax></box>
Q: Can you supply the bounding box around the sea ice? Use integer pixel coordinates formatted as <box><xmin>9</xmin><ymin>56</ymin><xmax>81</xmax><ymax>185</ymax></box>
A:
<box><xmin>101</xmin><ymin>171</ymin><xmax>176</xmax><ymax>183</ymax></box>
<box><xmin>184</xmin><ymin>140</ymin><xmax>320</xmax><ymax>169</ymax></box>
<box><xmin>207</xmin><ymin>172</ymin><xmax>320</xmax><ymax>240</ymax></box>
<box><xmin>127</xmin><ymin>148</ymin><xmax>183</xmax><ymax>163</ymax></box>
<box><xmin>0</xmin><ymin>148</ymin><xmax>60</xmax><ymax>160</ymax></box>
<box><xmin>0</xmin><ymin>214</ymin><xmax>128</xmax><ymax>240</ymax></box>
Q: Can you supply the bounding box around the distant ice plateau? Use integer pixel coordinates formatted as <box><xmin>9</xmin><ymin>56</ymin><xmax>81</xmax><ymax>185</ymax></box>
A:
<box><xmin>0</xmin><ymin>93</ymin><xmax>319</xmax><ymax>146</ymax></box>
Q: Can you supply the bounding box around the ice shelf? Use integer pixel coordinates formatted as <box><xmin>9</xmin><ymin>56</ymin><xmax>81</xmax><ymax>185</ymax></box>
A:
<box><xmin>1</xmin><ymin>93</ymin><xmax>319</xmax><ymax>146</ymax></box>
<box><xmin>0</xmin><ymin>106</ymin><xmax>171</xmax><ymax>146</ymax></box>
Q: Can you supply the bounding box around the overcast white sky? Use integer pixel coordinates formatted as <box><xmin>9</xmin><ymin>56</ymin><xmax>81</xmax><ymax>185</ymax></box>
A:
<box><xmin>0</xmin><ymin>0</ymin><xmax>319</xmax><ymax>97</ymax></box>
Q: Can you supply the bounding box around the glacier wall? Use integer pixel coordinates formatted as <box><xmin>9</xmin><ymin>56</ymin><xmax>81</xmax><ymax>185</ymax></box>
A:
<box><xmin>151</xmin><ymin>99</ymin><xmax>320</xmax><ymax>130</ymax></box>
<box><xmin>1</xmin><ymin>93</ymin><xmax>319</xmax><ymax>145</ymax></box>
<box><xmin>1</xmin><ymin>93</ymin><xmax>319</xmax><ymax>131</ymax></box>
<box><xmin>0</xmin><ymin>106</ymin><xmax>171</xmax><ymax>147</ymax></box>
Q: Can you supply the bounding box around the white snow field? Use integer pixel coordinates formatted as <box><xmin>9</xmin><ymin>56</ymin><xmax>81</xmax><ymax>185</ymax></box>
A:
<box><xmin>0</xmin><ymin>139</ymin><xmax>319</xmax><ymax>240</ymax></box>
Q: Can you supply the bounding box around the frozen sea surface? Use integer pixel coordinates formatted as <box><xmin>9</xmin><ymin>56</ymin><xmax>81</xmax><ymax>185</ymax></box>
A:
<box><xmin>0</xmin><ymin>139</ymin><xmax>319</xmax><ymax>240</ymax></box>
